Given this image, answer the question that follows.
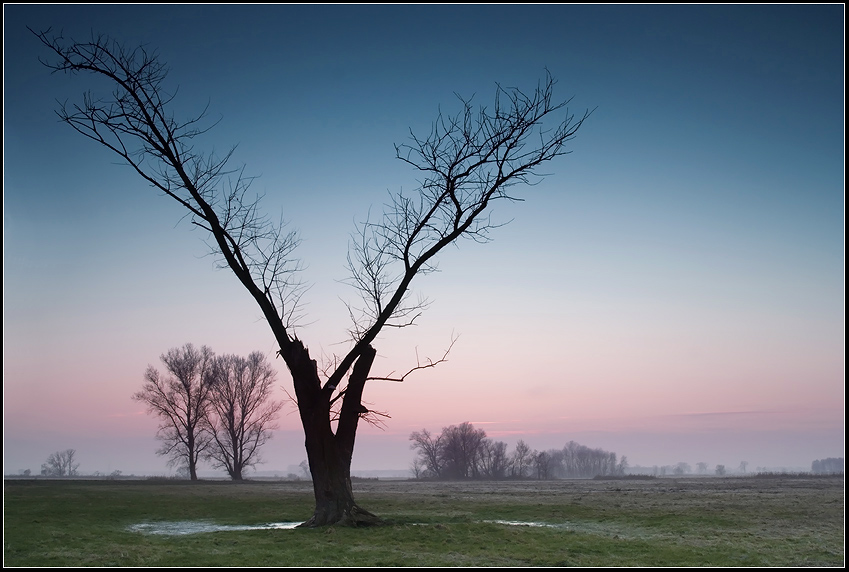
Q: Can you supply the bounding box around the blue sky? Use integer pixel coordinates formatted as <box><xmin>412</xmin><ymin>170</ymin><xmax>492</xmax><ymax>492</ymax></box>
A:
<box><xmin>3</xmin><ymin>5</ymin><xmax>844</xmax><ymax>476</ymax></box>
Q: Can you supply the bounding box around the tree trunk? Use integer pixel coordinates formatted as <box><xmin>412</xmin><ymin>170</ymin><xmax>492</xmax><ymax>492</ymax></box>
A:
<box><xmin>298</xmin><ymin>412</ymin><xmax>381</xmax><ymax>527</ymax></box>
<box><xmin>230</xmin><ymin>445</ymin><xmax>243</xmax><ymax>480</ymax></box>
<box><xmin>188</xmin><ymin>438</ymin><xmax>199</xmax><ymax>480</ymax></box>
<box><xmin>283</xmin><ymin>339</ymin><xmax>382</xmax><ymax>527</ymax></box>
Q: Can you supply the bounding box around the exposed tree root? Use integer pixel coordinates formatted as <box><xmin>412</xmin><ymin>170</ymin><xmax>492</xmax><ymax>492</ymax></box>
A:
<box><xmin>298</xmin><ymin>504</ymin><xmax>384</xmax><ymax>528</ymax></box>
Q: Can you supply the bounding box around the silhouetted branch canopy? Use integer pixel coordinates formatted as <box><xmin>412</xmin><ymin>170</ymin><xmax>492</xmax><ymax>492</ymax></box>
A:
<box><xmin>34</xmin><ymin>27</ymin><xmax>590</xmax><ymax>422</ymax></box>
<box><xmin>32</xmin><ymin>28</ymin><xmax>305</xmax><ymax>333</ymax></box>
<box><xmin>336</xmin><ymin>72</ymin><xmax>591</xmax><ymax>388</ymax></box>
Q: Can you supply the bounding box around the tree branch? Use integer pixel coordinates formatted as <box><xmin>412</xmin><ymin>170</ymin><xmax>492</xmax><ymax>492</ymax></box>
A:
<box><xmin>366</xmin><ymin>334</ymin><xmax>459</xmax><ymax>382</ymax></box>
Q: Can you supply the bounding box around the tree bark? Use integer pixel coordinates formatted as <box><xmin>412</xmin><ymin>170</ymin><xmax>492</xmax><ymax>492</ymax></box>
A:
<box><xmin>187</xmin><ymin>436</ymin><xmax>199</xmax><ymax>481</ymax></box>
<box><xmin>283</xmin><ymin>339</ymin><xmax>382</xmax><ymax>527</ymax></box>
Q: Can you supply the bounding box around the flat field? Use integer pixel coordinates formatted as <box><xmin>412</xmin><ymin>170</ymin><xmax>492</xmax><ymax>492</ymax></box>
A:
<box><xmin>3</xmin><ymin>475</ymin><xmax>844</xmax><ymax>566</ymax></box>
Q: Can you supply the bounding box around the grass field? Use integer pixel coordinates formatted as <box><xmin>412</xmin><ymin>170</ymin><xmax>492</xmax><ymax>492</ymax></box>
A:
<box><xmin>3</xmin><ymin>475</ymin><xmax>844</xmax><ymax>566</ymax></box>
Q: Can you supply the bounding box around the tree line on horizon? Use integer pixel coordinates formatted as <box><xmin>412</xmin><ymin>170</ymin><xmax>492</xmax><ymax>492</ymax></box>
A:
<box><xmin>811</xmin><ymin>457</ymin><xmax>843</xmax><ymax>474</ymax></box>
<box><xmin>629</xmin><ymin>461</ymin><xmax>743</xmax><ymax>476</ymax></box>
<box><xmin>409</xmin><ymin>422</ymin><xmax>628</xmax><ymax>480</ymax></box>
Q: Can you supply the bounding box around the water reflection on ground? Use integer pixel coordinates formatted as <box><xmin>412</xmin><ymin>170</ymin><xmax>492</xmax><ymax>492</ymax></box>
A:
<box><xmin>127</xmin><ymin>520</ymin><xmax>302</xmax><ymax>535</ymax></box>
<box><xmin>484</xmin><ymin>520</ymin><xmax>560</xmax><ymax>528</ymax></box>
<box><xmin>127</xmin><ymin>519</ymin><xmax>560</xmax><ymax>536</ymax></box>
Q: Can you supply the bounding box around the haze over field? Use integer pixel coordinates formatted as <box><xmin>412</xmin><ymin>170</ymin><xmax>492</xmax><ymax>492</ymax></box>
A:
<box><xmin>4</xmin><ymin>5</ymin><xmax>844</xmax><ymax>477</ymax></box>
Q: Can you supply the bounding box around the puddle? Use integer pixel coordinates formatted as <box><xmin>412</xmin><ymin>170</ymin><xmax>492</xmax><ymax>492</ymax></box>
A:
<box><xmin>127</xmin><ymin>520</ymin><xmax>301</xmax><ymax>535</ymax></box>
<box><xmin>128</xmin><ymin>519</ymin><xmax>611</xmax><ymax>537</ymax></box>
<box><xmin>485</xmin><ymin>520</ymin><xmax>561</xmax><ymax>528</ymax></box>
<box><xmin>486</xmin><ymin>519</ymin><xmax>655</xmax><ymax>540</ymax></box>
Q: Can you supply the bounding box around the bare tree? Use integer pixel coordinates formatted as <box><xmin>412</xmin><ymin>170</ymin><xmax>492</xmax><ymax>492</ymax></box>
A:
<box><xmin>673</xmin><ymin>462</ymin><xmax>691</xmax><ymax>476</ymax></box>
<box><xmin>205</xmin><ymin>352</ymin><xmax>283</xmax><ymax>480</ymax></box>
<box><xmin>696</xmin><ymin>462</ymin><xmax>709</xmax><ymax>474</ymax></box>
<box><xmin>738</xmin><ymin>461</ymin><xmax>748</xmax><ymax>474</ymax></box>
<box><xmin>545</xmin><ymin>448</ymin><xmax>563</xmax><ymax>478</ymax></box>
<box><xmin>559</xmin><ymin>441</ymin><xmax>621</xmax><ymax>478</ymax></box>
<box><xmin>616</xmin><ymin>455</ymin><xmax>629</xmax><ymax>476</ymax></box>
<box><xmin>478</xmin><ymin>439</ymin><xmax>509</xmax><ymax>479</ymax></box>
<box><xmin>34</xmin><ymin>30</ymin><xmax>590</xmax><ymax>526</ymax></box>
<box><xmin>510</xmin><ymin>440</ymin><xmax>534</xmax><ymax>478</ymax></box>
<box><xmin>715</xmin><ymin>464</ymin><xmax>726</xmax><ymax>476</ymax></box>
<box><xmin>41</xmin><ymin>449</ymin><xmax>79</xmax><ymax>477</ymax></box>
<box><xmin>132</xmin><ymin>343</ymin><xmax>215</xmax><ymax>480</ymax></box>
<box><xmin>409</xmin><ymin>457</ymin><xmax>426</xmax><ymax>479</ymax></box>
<box><xmin>409</xmin><ymin>428</ymin><xmax>445</xmax><ymax>479</ymax></box>
<box><xmin>298</xmin><ymin>459</ymin><xmax>312</xmax><ymax>480</ymax></box>
<box><xmin>534</xmin><ymin>450</ymin><xmax>553</xmax><ymax>480</ymax></box>
<box><xmin>439</xmin><ymin>422</ymin><xmax>488</xmax><ymax>479</ymax></box>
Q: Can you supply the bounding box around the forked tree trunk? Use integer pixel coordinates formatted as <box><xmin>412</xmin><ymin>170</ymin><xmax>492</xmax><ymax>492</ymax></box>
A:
<box><xmin>299</xmin><ymin>409</ymin><xmax>380</xmax><ymax>527</ymax></box>
<box><xmin>283</xmin><ymin>340</ymin><xmax>382</xmax><ymax>527</ymax></box>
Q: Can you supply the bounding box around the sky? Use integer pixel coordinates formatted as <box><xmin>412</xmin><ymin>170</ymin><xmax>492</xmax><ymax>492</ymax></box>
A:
<box><xmin>3</xmin><ymin>5</ymin><xmax>844</xmax><ymax>477</ymax></box>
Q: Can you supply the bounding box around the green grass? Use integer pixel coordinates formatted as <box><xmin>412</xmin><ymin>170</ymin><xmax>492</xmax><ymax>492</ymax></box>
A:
<box><xmin>4</xmin><ymin>476</ymin><xmax>844</xmax><ymax>566</ymax></box>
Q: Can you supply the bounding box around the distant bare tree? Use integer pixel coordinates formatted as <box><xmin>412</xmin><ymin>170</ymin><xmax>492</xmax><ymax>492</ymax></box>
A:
<box><xmin>34</xmin><ymin>28</ymin><xmax>591</xmax><ymax>525</ymax></box>
<box><xmin>738</xmin><ymin>461</ymin><xmax>748</xmax><ymax>474</ymax></box>
<box><xmin>41</xmin><ymin>449</ymin><xmax>79</xmax><ymax>477</ymax></box>
<box><xmin>616</xmin><ymin>455</ymin><xmax>629</xmax><ymax>476</ymax></box>
<box><xmin>696</xmin><ymin>462</ymin><xmax>709</xmax><ymax>474</ymax></box>
<box><xmin>409</xmin><ymin>428</ymin><xmax>445</xmax><ymax>479</ymax></box>
<box><xmin>478</xmin><ymin>440</ymin><xmax>509</xmax><ymax>479</ymax></box>
<box><xmin>545</xmin><ymin>448</ymin><xmax>566</xmax><ymax>478</ymax></box>
<box><xmin>205</xmin><ymin>352</ymin><xmax>283</xmax><ymax>480</ymax></box>
<box><xmin>510</xmin><ymin>440</ymin><xmax>534</xmax><ymax>478</ymax></box>
<box><xmin>673</xmin><ymin>462</ymin><xmax>691</xmax><ymax>475</ymax></box>
<box><xmin>133</xmin><ymin>344</ymin><xmax>215</xmax><ymax>480</ymax></box>
<box><xmin>440</xmin><ymin>422</ymin><xmax>487</xmax><ymax>479</ymax></box>
<box><xmin>715</xmin><ymin>464</ymin><xmax>726</xmax><ymax>476</ymax></box>
<box><xmin>480</xmin><ymin>439</ymin><xmax>510</xmax><ymax>479</ymax></box>
<box><xmin>410</xmin><ymin>457</ymin><xmax>425</xmax><ymax>479</ymax></box>
<box><xmin>298</xmin><ymin>459</ymin><xmax>312</xmax><ymax>480</ymax></box>
<box><xmin>534</xmin><ymin>450</ymin><xmax>553</xmax><ymax>480</ymax></box>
